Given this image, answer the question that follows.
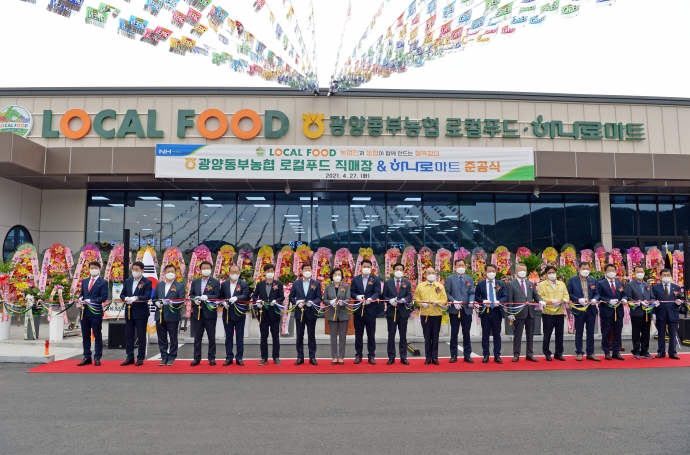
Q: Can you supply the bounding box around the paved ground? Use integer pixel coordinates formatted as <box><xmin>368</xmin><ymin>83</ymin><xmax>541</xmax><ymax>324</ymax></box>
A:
<box><xmin>1</xmin><ymin>363</ymin><xmax>686</xmax><ymax>455</ymax></box>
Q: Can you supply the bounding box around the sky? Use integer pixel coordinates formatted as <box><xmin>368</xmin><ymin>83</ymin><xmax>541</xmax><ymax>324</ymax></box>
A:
<box><xmin>4</xmin><ymin>0</ymin><xmax>690</xmax><ymax>97</ymax></box>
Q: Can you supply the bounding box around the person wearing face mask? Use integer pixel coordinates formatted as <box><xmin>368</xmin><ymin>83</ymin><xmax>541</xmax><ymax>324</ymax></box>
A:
<box><xmin>119</xmin><ymin>261</ymin><xmax>153</xmax><ymax>367</ymax></box>
<box><xmin>623</xmin><ymin>265</ymin><xmax>654</xmax><ymax>359</ymax></box>
<box><xmin>350</xmin><ymin>259</ymin><xmax>381</xmax><ymax>365</ymax></box>
<box><xmin>154</xmin><ymin>264</ymin><xmax>186</xmax><ymax>366</ymax></box>
<box><xmin>189</xmin><ymin>261</ymin><xmax>221</xmax><ymax>366</ymax></box>
<box><xmin>220</xmin><ymin>265</ymin><xmax>250</xmax><ymax>366</ymax></box>
<box><xmin>444</xmin><ymin>259</ymin><xmax>476</xmax><ymax>363</ymax></box>
<box><xmin>251</xmin><ymin>263</ymin><xmax>285</xmax><ymax>366</ymax></box>
<box><xmin>76</xmin><ymin>261</ymin><xmax>109</xmax><ymax>367</ymax></box>
<box><xmin>536</xmin><ymin>265</ymin><xmax>570</xmax><ymax>361</ymax></box>
<box><xmin>506</xmin><ymin>263</ymin><xmax>543</xmax><ymax>362</ymax></box>
<box><xmin>566</xmin><ymin>262</ymin><xmax>601</xmax><ymax>361</ymax></box>
<box><xmin>651</xmin><ymin>269</ymin><xmax>683</xmax><ymax>360</ymax></box>
<box><xmin>382</xmin><ymin>263</ymin><xmax>413</xmax><ymax>365</ymax></box>
<box><xmin>324</xmin><ymin>268</ymin><xmax>351</xmax><ymax>365</ymax></box>
<box><xmin>474</xmin><ymin>264</ymin><xmax>507</xmax><ymax>364</ymax></box>
<box><xmin>596</xmin><ymin>263</ymin><xmax>627</xmax><ymax>360</ymax></box>
<box><xmin>413</xmin><ymin>267</ymin><xmax>448</xmax><ymax>365</ymax></box>
<box><xmin>289</xmin><ymin>263</ymin><xmax>323</xmax><ymax>366</ymax></box>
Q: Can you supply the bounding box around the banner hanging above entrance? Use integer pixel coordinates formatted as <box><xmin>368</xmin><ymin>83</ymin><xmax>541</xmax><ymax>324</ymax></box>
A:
<box><xmin>155</xmin><ymin>144</ymin><xmax>534</xmax><ymax>181</ymax></box>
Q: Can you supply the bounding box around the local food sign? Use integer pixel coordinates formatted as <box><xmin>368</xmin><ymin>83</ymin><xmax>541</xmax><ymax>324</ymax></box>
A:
<box><xmin>0</xmin><ymin>105</ymin><xmax>33</xmax><ymax>138</ymax></box>
<box><xmin>155</xmin><ymin>144</ymin><xmax>535</xmax><ymax>181</ymax></box>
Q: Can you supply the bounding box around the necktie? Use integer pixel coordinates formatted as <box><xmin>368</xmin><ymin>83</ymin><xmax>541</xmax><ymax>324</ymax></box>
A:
<box><xmin>88</xmin><ymin>278</ymin><xmax>95</xmax><ymax>293</ymax></box>
<box><xmin>488</xmin><ymin>281</ymin><xmax>495</xmax><ymax>309</ymax></box>
<box><xmin>665</xmin><ymin>284</ymin><xmax>669</xmax><ymax>299</ymax></box>
<box><xmin>521</xmin><ymin>280</ymin><xmax>526</xmax><ymax>296</ymax></box>
<box><xmin>610</xmin><ymin>281</ymin><xmax>616</xmax><ymax>296</ymax></box>
<box><xmin>396</xmin><ymin>280</ymin><xmax>400</xmax><ymax>293</ymax></box>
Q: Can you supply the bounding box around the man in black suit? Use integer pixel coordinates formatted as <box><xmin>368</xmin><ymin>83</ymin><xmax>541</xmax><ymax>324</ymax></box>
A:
<box><xmin>119</xmin><ymin>261</ymin><xmax>153</xmax><ymax>366</ymax></box>
<box><xmin>474</xmin><ymin>264</ymin><xmax>507</xmax><ymax>364</ymax></box>
<box><xmin>289</xmin><ymin>263</ymin><xmax>323</xmax><ymax>365</ymax></box>
<box><xmin>624</xmin><ymin>265</ymin><xmax>654</xmax><ymax>359</ymax></box>
<box><xmin>506</xmin><ymin>263</ymin><xmax>543</xmax><ymax>362</ymax></box>
<box><xmin>189</xmin><ymin>261</ymin><xmax>221</xmax><ymax>366</ymax></box>
<box><xmin>350</xmin><ymin>259</ymin><xmax>382</xmax><ymax>365</ymax></box>
<box><xmin>382</xmin><ymin>262</ymin><xmax>413</xmax><ymax>365</ymax></box>
<box><xmin>252</xmin><ymin>263</ymin><xmax>285</xmax><ymax>366</ymax></box>
<box><xmin>651</xmin><ymin>268</ymin><xmax>683</xmax><ymax>359</ymax></box>
<box><xmin>220</xmin><ymin>264</ymin><xmax>250</xmax><ymax>366</ymax></box>
<box><xmin>154</xmin><ymin>264</ymin><xmax>186</xmax><ymax>366</ymax></box>
<box><xmin>596</xmin><ymin>263</ymin><xmax>627</xmax><ymax>360</ymax></box>
<box><xmin>76</xmin><ymin>261</ymin><xmax>109</xmax><ymax>367</ymax></box>
<box><xmin>566</xmin><ymin>262</ymin><xmax>601</xmax><ymax>361</ymax></box>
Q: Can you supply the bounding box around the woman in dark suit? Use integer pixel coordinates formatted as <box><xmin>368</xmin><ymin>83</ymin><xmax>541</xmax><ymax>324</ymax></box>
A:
<box><xmin>323</xmin><ymin>267</ymin><xmax>351</xmax><ymax>365</ymax></box>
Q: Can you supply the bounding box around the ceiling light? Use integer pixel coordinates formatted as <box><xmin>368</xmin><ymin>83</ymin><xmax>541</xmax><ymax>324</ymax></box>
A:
<box><xmin>94</xmin><ymin>230</ymin><xmax>103</xmax><ymax>233</ymax></box>
<box><xmin>404</xmin><ymin>197</ymin><xmax>421</xmax><ymax>202</ymax></box>
<box><xmin>351</xmin><ymin>205</ymin><xmax>367</xmax><ymax>208</ymax></box>
<box><xmin>246</xmin><ymin>196</ymin><xmax>266</xmax><ymax>201</ymax></box>
<box><xmin>141</xmin><ymin>229</ymin><xmax>152</xmax><ymax>231</ymax></box>
<box><xmin>139</xmin><ymin>196</ymin><xmax>160</xmax><ymax>201</ymax></box>
<box><xmin>156</xmin><ymin>204</ymin><xmax>176</xmax><ymax>207</ymax></box>
<box><xmin>435</xmin><ymin>219</ymin><xmax>449</xmax><ymax>223</ymax></box>
<box><xmin>427</xmin><ymin>223</ymin><xmax>440</xmax><ymax>226</ymax></box>
<box><xmin>331</xmin><ymin>215</ymin><xmax>339</xmax><ymax>217</ymax></box>
<box><xmin>98</xmin><ymin>218</ymin><xmax>110</xmax><ymax>221</ymax></box>
<box><xmin>352</xmin><ymin>197</ymin><xmax>371</xmax><ymax>201</ymax></box>
<box><xmin>253</xmin><ymin>204</ymin><xmax>272</xmax><ymax>208</ymax></box>
<box><xmin>192</xmin><ymin>197</ymin><xmax>213</xmax><ymax>201</ymax></box>
<box><xmin>396</xmin><ymin>205</ymin><xmax>414</xmax><ymax>208</ymax></box>
<box><xmin>444</xmin><ymin>215</ymin><xmax>458</xmax><ymax>219</ymax></box>
<box><xmin>405</xmin><ymin>215</ymin><xmax>419</xmax><ymax>218</ymax></box>
<box><xmin>285</xmin><ymin>214</ymin><xmax>299</xmax><ymax>217</ymax></box>
<box><xmin>365</xmin><ymin>215</ymin><xmax>379</xmax><ymax>218</ymax></box>
<box><xmin>109</xmin><ymin>204</ymin><xmax>124</xmax><ymax>207</ymax></box>
<box><xmin>91</xmin><ymin>196</ymin><xmax>109</xmax><ymax>201</ymax></box>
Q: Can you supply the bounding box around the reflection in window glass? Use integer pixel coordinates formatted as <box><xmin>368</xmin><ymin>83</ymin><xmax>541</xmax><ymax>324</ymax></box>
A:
<box><xmin>86</xmin><ymin>191</ymin><xmax>124</xmax><ymax>248</ymax></box>
<box><xmin>199</xmin><ymin>193</ymin><xmax>236</xmax><ymax>252</ymax></box>
<box><xmin>611</xmin><ymin>195</ymin><xmax>637</xmax><ymax>237</ymax></box>
<box><xmin>312</xmin><ymin>192</ymin><xmax>348</xmax><ymax>252</ymax></box>
<box><xmin>423</xmin><ymin>194</ymin><xmax>459</xmax><ymax>251</ymax></box>
<box><xmin>531</xmin><ymin>195</ymin><xmax>565</xmax><ymax>251</ymax></box>
<box><xmin>675</xmin><ymin>196</ymin><xmax>689</xmax><ymax>236</ymax></box>
<box><xmin>638</xmin><ymin>195</ymin><xmax>657</xmax><ymax>237</ymax></box>
<box><xmin>3</xmin><ymin>226</ymin><xmax>32</xmax><ymax>261</ymax></box>
<box><xmin>237</xmin><ymin>193</ymin><xmax>274</xmax><ymax>250</ymax></box>
<box><xmin>350</xmin><ymin>194</ymin><xmax>385</xmax><ymax>255</ymax></box>
<box><xmin>565</xmin><ymin>195</ymin><xmax>600</xmax><ymax>250</ymax></box>
<box><xmin>125</xmin><ymin>192</ymin><xmax>162</xmax><ymax>251</ymax></box>
<box><xmin>161</xmin><ymin>192</ymin><xmax>199</xmax><ymax>252</ymax></box>
<box><xmin>387</xmin><ymin>194</ymin><xmax>423</xmax><ymax>251</ymax></box>
<box><xmin>459</xmin><ymin>194</ymin><xmax>495</xmax><ymax>252</ymax></box>
<box><xmin>275</xmin><ymin>192</ymin><xmax>311</xmax><ymax>251</ymax></box>
<box><xmin>658</xmin><ymin>196</ymin><xmax>674</xmax><ymax>237</ymax></box>
<box><xmin>495</xmin><ymin>194</ymin><xmax>530</xmax><ymax>250</ymax></box>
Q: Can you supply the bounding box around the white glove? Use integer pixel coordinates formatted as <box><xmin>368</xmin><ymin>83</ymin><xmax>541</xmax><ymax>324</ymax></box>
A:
<box><xmin>389</xmin><ymin>298</ymin><xmax>397</xmax><ymax>304</ymax></box>
<box><xmin>255</xmin><ymin>300</ymin><xmax>262</xmax><ymax>307</ymax></box>
<box><xmin>229</xmin><ymin>296</ymin><xmax>238</xmax><ymax>304</ymax></box>
<box><xmin>641</xmin><ymin>301</ymin><xmax>647</xmax><ymax>306</ymax></box>
<box><xmin>339</xmin><ymin>300</ymin><xmax>345</xmax><ymax>306</ymax></box>
<box><xmin>609</xmin><ymin>299</ymin><xmax>618</xmax><ymax>305</ymax></box>
<box><xmin>483</xmin><ymin>300</ymin><xmax>491</xmax><ymax>304</ymax></box>
<box><xmin>652</xmin><ymin>313</ymin><xmax>657</xmax><ymax>320</ymax></box>
<box><xmin>421</xmin><ymin>303</ymin><xmax>429</xmax><ymax>308</ymax></box>
<box><xmin>590</xmin><ymin>299</ymin><xmax>598</xmax><ymax>304</ymax></box>
<box><xmin>307</xmin><ymin>301</ymin><xmax>313</xmax><ymax>307</ymax></box>
<box><xmin>271</xmin><ymin>300</ymin><xmax>276</xmax><ymax>306</ymax></box>
<box><xmin>454</xmin><ymin>304</ymin><xmax>461</xmax><ymax>310</ymax></box>
<box><xmin>357</xmin><ymin>295</ymin><xmax>364</xmax><ymax>301</ymax></box>
<box><xmin>509</xmin><ymin>315</ymin><xmax>515</xmax><ymax>321</ymax></box>
<box><xmin>155</xmin><ymin>301</ymin><xmax>162</xmax><ymax>308</ymax></box>
<box><xmin>76</xmin><ymin>301</ymin><xmax>82</xmax><ymax>308</ymax></box>
<box><xmin>578</xmin><ymin>298</ymin><xmax>585</xmax><ymax>305</ymax></box>
<box><xmin>330</xmin><ymin>299</ymin><xmax>337</xmax><ymax>307</ymax></box>
<box><xmin>222</xmin><ymin>302</ymin><xmax>229</xmax><ymax>309</ymax></box>
<box><xmin>621</xmin><ymin>299</ymin><xmax>627</xmax><ymax>304</ymax></box>
<box><xmin>468</xmin><ymin>303</ymin><xmax>474</xmax><ymax>308</ymax></box>
<box><xmin>165</xmin><ymin>299</ymin><xmax>172</xmax><ymax>305</ymax></box>
<box><xmin>298</xmin><ymin>302</ymin><xmax>304</xmax><ymax>308</ymax></box>
<box><xmin>539</xmin><ymin>301</ymin><xmax>546</xmax><ymax>308</ymax></box>
<box><xmin>85</xmin><ymin>299</ymin><xmax>92</xmax><ymax>304</ymax></box>
<box><xmin>676</xmin><ymin>300</ymin><xmax>683</xmax><ymax>306</ymax></box>
<box><xmin>364</xmin><ymin>299</ymin><xmax>371</xmax><ymax>305</ymax></box>
<box><xmin>551</xmin><ymin>299</ymin><xmax>559</xmax><ymax>305</ymax></box>
<box><xmin>199</xmin><ymin>295</ymin><xmax>208</xmax><ymax>301</ymax></box>
<box><xmin>653</xmin><ymin>301</ymin><xmax>660</xmax><ymax>307</ymax></box>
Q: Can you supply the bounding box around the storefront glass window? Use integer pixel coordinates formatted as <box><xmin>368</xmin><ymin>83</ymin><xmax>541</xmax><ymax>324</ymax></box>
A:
<box><xmin>387</xmin><ymin>194</ymin><xmax>424</xmax><ymax>251</ymax></box>
<box><xmin>237</xmin><ymin>193</ymin><xmax>274</xmax><ymax>250</ymax></box>
<box><xmin>531</xmin><ymin>194</ymin><xmax>565</xmax><ymax>251</ymax></box>
<box><xmin>611</xmin><ymin>195</ymin><xmax>637</xmax><ymax>237</ymax></box>
<box><xmin>350</xmin><ymin>194</ymin><xmax>385</xmax><ymax>255</ymax></box>
<box><xmin>658</xmin><ymin>196</ymin><xmax>674</xmax><ymax>237</ymax></box>
<box><xmin>86</xmin><ymin>191</ymin><xmax>124</xmax><ymax>248</ymax></box>
<box><xmin>495</xmin><ymin>194</ymin><xmax>531</xmax><ymax>250</ymax></box>
<box><xmin>459</xmin><ymin>194</ymin><xmax>495</xmax><ymax>252</ymax></box>
<box><xmin>423</xmin><ymin>193</ymin><xmax>459</xmax><ymax>251</ymax></box>
<box><xmin>565</xmin><ymin>194</ymin><xmax>600</xmax><ymax>250</ymax></box>
<box><xmin>161</xmin><ymin>192</ymin><xmax>199</xmax><ymax>252</ymax></box>
<box><xmin>312</xmin><ymin>192</ymin><xmax>349</xmax><ymax>252</ymax></box>
<box><xmin>125</xmin><ymin>192</ymin><xmax>162</xmax><ymax>251</ymax></box>
<box><xmin>275</xmin><ymin>192</ymin><xmax>312</xmax><ymax>251</ymax></box>
<box><xmin>199</xmin><ymin>192</ymin><xmax>236</xmax><ymax>252</ymax></box>
<box><xmin>638</xmin><ymin>195</ymin><xmax>658</xmax><ymax>237</ymax></box>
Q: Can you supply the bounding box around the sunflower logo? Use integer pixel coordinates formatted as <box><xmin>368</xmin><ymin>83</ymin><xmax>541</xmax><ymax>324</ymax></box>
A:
<box><xmin>256</xmin><ymin>147</ymin><xmax>265</xmax><ymax>157</ymax></box>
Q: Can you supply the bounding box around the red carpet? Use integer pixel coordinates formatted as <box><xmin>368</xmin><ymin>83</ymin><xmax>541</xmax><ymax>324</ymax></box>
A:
<box><xmin>29</xmin><ymin>354</ymin><xmax>690</xmax><ymax>374</ymax></box>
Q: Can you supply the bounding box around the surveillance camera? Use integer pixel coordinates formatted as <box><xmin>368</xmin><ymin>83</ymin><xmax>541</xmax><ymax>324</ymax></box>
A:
<box><xmin>533</xmin><ymin>189</ymin><xmax>540</xmax><ymax>198</ymax></box>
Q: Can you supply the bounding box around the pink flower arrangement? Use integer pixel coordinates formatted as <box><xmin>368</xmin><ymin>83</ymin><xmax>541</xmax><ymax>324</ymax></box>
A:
<box><xmin>672</xmin><ymin>250</ymin><xmax>684</xmax><ymax>290</ymax></box>
<box><xmin>333</xmin><ymin>248</ymin><xmax>355</xmax><ymax>284</ymax></box>
<box><xmin>293</xmin><ymin>245</ymin><xmax>313</xmax><ymax>276</ymax></box>
<box><xmin>541</xmin><ymin>247</ymin><xmax>558</xmax><ymax>271</ymax></box>
<box><xmin>454</xmin><ymin>247</ymin><xmax>471</xmax><ymax>263</ymax></box>
<box><xmin>355</xmin><ymin>248</ymin><xmax>379</xmax><ymax>276</ymax></box>
<box><xmin>213</xmin><ymin>245</ymin><xmax>236</xmax><ymax>282</ymax></box>
<box><xmin>435</xmin><ymin>248</ymin><xmax>453</xmax><ymax>284</ymax></box>
<box><xmin>39</xmin><ymin>242</ymin><xmax>73</xmax><ymax>292</ymax></box>
<box><xmin>312</xmin><ymin>247</ymin><xmax>333</xmax><ymax>288</ymax></box>
<box><xmin>472</xmin><ymin>249</ymin><xmax>487</xmax><ymax>280</ymax></box>
<box><xmin>559</xmin><ymin>246</ymin><xmax>578</xmax><ymax>269</ymax></box>
<box><xmin>609</xmin><ymin>248</ymin><xmax>626</xmax><ymax>280</ymax></box>
<box><xmin>254</xmin><ymin>245</ymin><xmax>275</xmax><ymax>283</ymax></box>
<box><xmin>580</xmin><ymin>249</ymin><xmax>593</xmax><ymax>266</ymax></box>
<box><xmin>417</xmin><ymin>247</ymin><xmax>434</xmax><ymax>280</ymax></box>
<box><xmin>384</xmin><ymin>248</ymin><xmax>401</xmax><ymax>279</ymax></box>
<box><xmin>646</xmin><ymin>247</ymin><xmax>664</xmax><ymax>284</ymax></box>
<box><xmin>626</xmin><ymin>247</ymin><xmax>644</xmax><ymax>281</ymax></box>
<box><xmin>491</xmin><ymin>246</ymin><xmax>511</xmax><ymax>277</ymax></box>
<box><xmin>595</xmin><ymin>247</ymin><xmax>608</xmax><ymax>272</ymax></box>
<box><xmin>159</xmin><ymin>247</ymin><xmax>186</xmax><ymax>283</ymax></box>
<box><xmin>71</xmin><ymin>244</ymin><xmax>103</xmax><ymax>296</ymax></box>
<box><xmin>402</xmin><ymin>246</ymin><xmax>417</xmax><ymax>292</ymax></box>
<box><xmin>515</xmin><ymin>247</ymin><xmax>531</xmax><ymax>263</ymax></box>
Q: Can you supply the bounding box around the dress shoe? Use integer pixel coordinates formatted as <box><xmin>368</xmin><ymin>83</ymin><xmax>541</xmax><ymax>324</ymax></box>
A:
<box><xmin>669</xmin><ymin>354</ymin><xmax>680</xmax><ymax>360</ymax></box>
<box><xmin>432</xmin><ymin>359</ymin><xmax>440</xmax><ymax>365</ymax></box>
<box><xmin>368</xmin><ymin>357</ymin><xmax>376</xmax><ymax>365</ymax></box>
<box><xmin>605</xmin><ymin>353</ymin><xmax>612</xmax><ymax>360</ymax></box>
<box><xmin>209</xmin><ymin>359</ymin><xmax>216</xmax><ymax>366</ymax></box>
<box><xmin>643</xmin><ymin>353</ymin><xmax>653</xmax><ymax>359</ymax></box>
<box><xmin>482</xmin><ymin>356</ymin><xmax>489</xmax><ymax>364</ymax></box>
<box><xmin>612</xmin><ymin>353</ymin><xmax>624</xmax><ymax>361</ymax></box>
<box><xmin>449</xmin><ymin>356</ymin><xmax>457</xmax><ymax>363</ymax></box>
<box><xmin>94</xmin><ymin>359</ymin><xmax>101</xmax><ymax>366</ymax></box>
<box><xmin>554</xmin><ymin>355</ymin><xmax>565</xmax><ymax>361</ymax></box>
<box><xmin>354</xmin><ymin>355</ymin><xmax>362</xmax><ymax>364</ymax></box>
<box><xmin>190</xmin><ymin>360</ymin><xmax>200</xmax><ymax>366</ymax></box>
<box><xmin>167</xmin><ymin>360</ymin><xmax>175</xmax><ymax>366</ymax></box>
<box><xmin>159</xmin><ymin>360</ymin><xmax>167</xmax><ymax>366</ymax></box>
<box><xmin>294</xmin><ymin>358</ymin><xmax>304</xmax><ymax>366</ymax></box>
<box><xmin>401</xmin><ymin>358</ymin><xmax>409</xmax><ymax>365</ymax></box>
<box><xmin>236</xmin><ymin>360</ymin><xmax>244</xmax><ymax>366</ymax></box>
<box><xmin>309</xmin><ymin>358</ymin><xmax>318</xmax><ymax>366</ymax></box>
<box><xmin>464</xmin><ymin>357</ymin><xmax>474</xmax><ymax>364</ymax></box>
<box><xmin>332</xmin><ymin>359</ymin><xmax>338</xmax><ymax>365</ymax></box>
<box><xmin>512</xmin><ymin>355</ymin><xmax>519</xmax><ymax>362</ymax></box>
<box><xmin>78</xmin><ymin>358</ymin><xmax>93</xmax><ymax>366</ymax></box>
<box><xmin>655</xmin><ymin>353</ymin><xmax>666</xmax><ymax>359</ymax></box>
<box><xmin>424</xmin><ymin>359</ymin><xmax>431</xmax><ymax>365</ymax></box>
<box><xmin>576</xmin><ymin>354</ymin><xmax>583</xmax><ymax>361</ymax></box>
<box><xmin>633</xmin><ymin>354</ymin><xmax>640</xmax><ymax>359</ymax></box>
<box><xmin>338</xmin><ymin>359</ymin><xmax>345</xmax><ymax>365</ymax></box>
<box><xmin>494</xmin><ymin>357</ymin><xmax>503</xmax><ymax>364</ymax></box>
<box><xmin>135</xmin><ymin>359</ymin><xmax>144</xmax><ymax>366</ymax></box>
<box><xmin>586</xmin><ymin>355</ymin><xmax>601</xmax><ymax>362</ymax></box>
<box><xmin>121</xmin><ymin>359</ymin><xmax>134</xmax><ymax>366</ymax></box>
<box><xmin>223</xmin><ymin>360</ymin><xmax>233</xmax><ymax>366</ymax></box>
<box><xmin>545</xmin><ymin>354</ymin><xmax>552</xmax><ymax>361</ymax></box>
<box><xmin>273</xmin><ymin>358</ymin><xmax>282</xmax><ymax>365</ymax></box>
<box><xmin>526</xmin><ymin>356</ymin><xmax>538</xmax><ymax>362</ymax></box>
<box><xmin>258</xmin><ymin>359</ymin><xmax>268</xmax><ymax>366</ymax></box>
<box><xmin>387</xmin><ymin>359</ymin><xmax>394</xmax><ymax>365</ymax></box>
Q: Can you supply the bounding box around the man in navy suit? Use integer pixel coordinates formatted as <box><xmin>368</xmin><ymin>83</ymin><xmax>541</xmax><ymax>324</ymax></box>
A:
<box><xmin>651</xmin><ymin>268</ymin><xmax>683</xmax><ymax>359</ymax></box>
<box><xmin>154</xmin><ymin>264</ymin><xmax>186</xmax><ymax>366</ymax></box>
<box><xmin>382</xmin><ymin>262</ymin><xmax>413</xmax><ymax>365</ymax></box>
<box><xmin>77</xmin><ymin>261</ymin><xmax>109</xmax><ymax>366</ymax></box>
<box><xmin>252</xmin><ymin>263</ymin><xmax>285</xmax><ymax>366</ymax></box>
<box><xmin>119</xmin><ymin>261</ymin><xmax>153</xmax><ymax>366</ymax></box>
<box><xmin>220</xmin><ymin>264</ymin><xmax>250</xmax><ymax>366</ymax></box>
<box><xmin>189</xmin><ymin>261</ymin><xmax>221</xmax><ymax>366</ymax></box>
<box><xmin>474</xmin><ymin>264</ymin><xmax>507</xmax><ymax>364</ymax></box>
<box><xmin>444</xmin><ymin>259</ymin><xmax>476</xmax><ymax>363</ymax></box>
<box><xmin>624</xmin><ymin>265</ymin><xmax>655</xmax><ymax>359</ymax></box>
<box><xmin>289</xmin><ymin>263</ymin><xmax>323</xmax><ymax>365</ymax></box>
<box><xmin>567</xmin><ymin>262</ymin><xmax>601</xmax><ymax>361</ymax></box>
<box><xmin>596</xmin><ymin>263</ymin><xmax>627</xmax><ymax>360</ymax></box>
<box><xmin>350</xmin><ymin>259</ymin><xmax>381</xmax><ymax>365</ymax></box>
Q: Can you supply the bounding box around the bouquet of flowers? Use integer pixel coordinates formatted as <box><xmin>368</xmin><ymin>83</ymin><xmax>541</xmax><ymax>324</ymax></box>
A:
<box><xmin>515</xmin><ymin>246</ymin><xmax>531</xmax><ymax>263</ymax></box>
<box><xmin>609</xmin><ymin>248</ymin><xmax>626</xmax><ymax>280</ymax></box>
<box><xmin>159</xmin><ymin>246</ymin><xmax>186</xmax><ymax>282</ymax></box>
<box><xmin>454</xmin><ymin>247</ymin><xmax>471</xmax><ymax>264</ymax></box>
<box><xmin>384</xmin><ymin>248</ymin><xmax>401</xmax><ymax>279</ymax></box>
<box><xmin>334</xmin><ymin>248</ymin><xmax>355</xmax><ymax>284</ymax></box>
<box><xmin>253</xmin><ymin>245</ymin><xmax>275</xmax><ymax>283</ymax></box>
<box><xmin>626</xmin><ymin>247</ymin><xmax>644</xmax><ymax>281</ymax></box>
<box><xmin>580</xmin><ymin>249</ymin><xmax>594</xmax><ymax>267</ymax></box>
<box><xmin>541</xmin><ymin>247</ymin><xmax>559</xmax><ymax>271</ymax></box>
<box><xmin>435</xmin><ymin>248</ymin><xmax>453</xmax><ymax>283</ymax></box>
<box><xmin>646</xmin><ymin>247</ymin><xmax>664</xmax><ymax>284</ymax></box>
<box><xmin>355</xmin><ymin>248</ymin><xmax>379</xmax><ymax>276</ymax></box>
<box><xmin>276</xmin><ymin>246</ymin><xmax>296</xmax><ymax>284</ymax></box>
<box><xmin>594</xmin><ymin>247</ymin><xmax>608</xmax><ymax>272</ymax></box>
<box><xmin>9</xmin><ymin>244</ymin><xmax>40</xmax><ymax>305</ymax></box>
<box><xmin>293</xmin><ymin>244</ymin><xmax>313</xmax><ymax>276</ymax></box>
<box><xmin>402</xmin><ymin>246</ymin><xmax>417</xmax><ymax>291</ymax></box>
<box><xmin>491</xmin><ymin>246</ymin><xmax>511</xmax><ymax>278</ymax></box>
<box><xmin>187</xmin><ymin>245</ymin><xmax>214</xmax><ymax>300</ymax></box>
<box><xmin>237</xmin><ymin>247</ymin><xmax>255</xmax><ymax>287</ymax></box>
<box><xmin>213</xmin><ymin>245</ymin><xmax>236</xmax><ymax>282</ymax></box>
<box><xmin>471</xmin><ymin>248</ymin><xmax>487</xmax><ymax>280</ymax></box>
<box><xmin>71</xmin><ymin>244</ymin><xmax>103</xmax><ymax>296</ymax></box>
<box><xmin>559</xmin><ymin>245</ymin><xmax>578</xmax><ymax>269</ymax></box>
<box><xmin>105</xmin><ymin>243</ymin><xmax>130</xmax><ymax>283</ymax></box>
<box><xmin>672</xmin><ymin>250</ymin><xmax>684</xmax><ymax>291</ymax></box>
<box><xmin>417</xmin><ymin>247</ymin><xmax>434</xmax><ymax>279</ymax></box>
<box><xmin>39</xmin><ymin>242</ymin><xmax>73</xmax><ymax>292</ymax></box>
<box><xmin>312</xmin><ymin>247</ymin><xmax>332</xmax><ymax>288</ymax></box>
